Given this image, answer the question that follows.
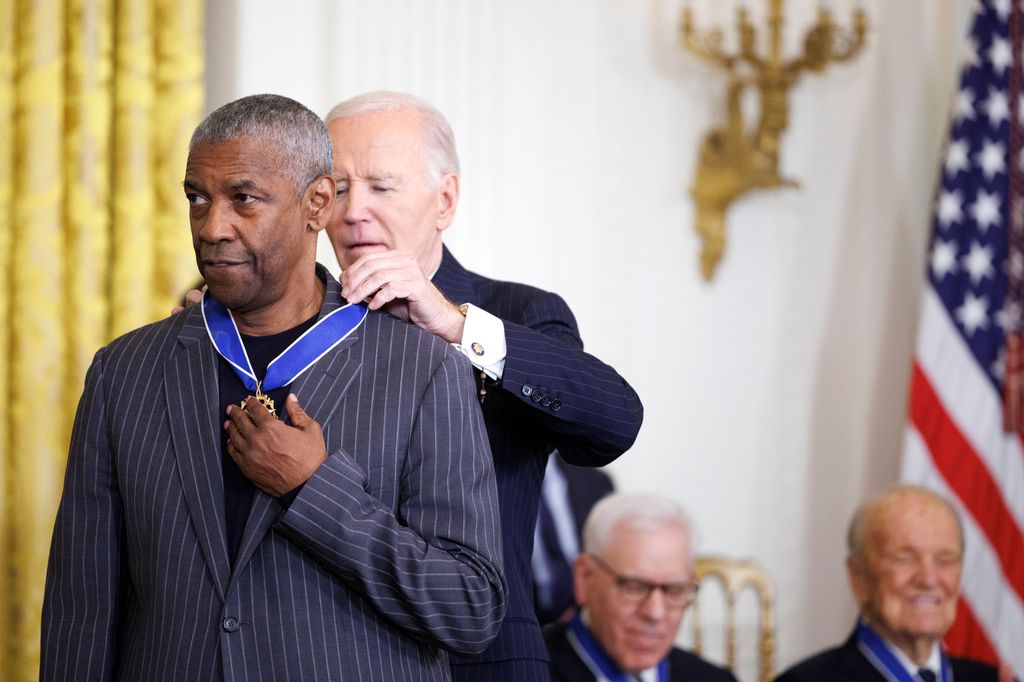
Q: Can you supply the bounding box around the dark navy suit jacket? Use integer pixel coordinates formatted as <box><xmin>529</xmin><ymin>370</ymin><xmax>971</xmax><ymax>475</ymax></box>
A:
<box><xmin>544</xmin><ymin>621</ymin><xmax>737</xmax><ymax>682</ymax></box>
<box><xmin>436</xmin><ymin>247</ymin><xmax>644</xmax><ymax>681</ymax></box>
<box><xmin>775</xmin><ymin>630</ymin><xmax>1005</xmax><ymax>682</ymax></box>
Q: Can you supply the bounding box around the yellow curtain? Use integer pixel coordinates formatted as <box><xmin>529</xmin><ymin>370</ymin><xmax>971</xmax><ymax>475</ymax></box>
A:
<box><xmin>0</xmin><ymin>0</ymin><xmax>203</xmax><ymax>678</ymax></box>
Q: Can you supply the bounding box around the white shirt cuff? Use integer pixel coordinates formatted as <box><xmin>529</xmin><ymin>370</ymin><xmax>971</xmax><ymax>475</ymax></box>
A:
<box><xmin>454</xmin><ymin>303</ymin><xmax>506</xmax><ymax>380</ymax></box>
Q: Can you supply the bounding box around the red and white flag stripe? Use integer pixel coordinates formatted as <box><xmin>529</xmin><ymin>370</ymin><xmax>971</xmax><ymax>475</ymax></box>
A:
<box><xmin>903</xmin><ymin>287</ymin><xmax>1024</xmax><ymax>676</ymax></box>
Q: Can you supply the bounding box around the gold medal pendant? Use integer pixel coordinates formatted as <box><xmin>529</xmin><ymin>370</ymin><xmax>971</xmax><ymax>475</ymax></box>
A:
<box><xmin>240</xmin><ymin>384</ymin><xmax>277</xmax><ymax>417</ymax></box>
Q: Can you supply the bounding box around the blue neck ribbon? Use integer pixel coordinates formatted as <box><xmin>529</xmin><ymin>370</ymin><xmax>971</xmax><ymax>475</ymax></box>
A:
<box><xmin>201</xmin><ymin>291</ymin><xmax>368</xmax><ymax>393</ymax></box>
<box><xmin>568</xmin><ymin>612</ymin><xmax>670</xmax><ymax>682</ymax></box>
<box><xmin>855</xmin><ymin>620</ymin><xmax>951</xmax><ymax>682</ymax></box>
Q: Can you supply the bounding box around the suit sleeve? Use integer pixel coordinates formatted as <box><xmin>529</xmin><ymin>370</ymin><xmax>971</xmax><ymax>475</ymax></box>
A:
<box><xmin>41</xmin><ymin>348</ymin><xmax>123</xmax><ymax>681</ymax></box>
<box><xmin>274</xmin><ymin>348</ymin><xmax>507</xmax><ymax>655</ymax></box>
<box><xmin>497</xmin><ymin>290</ymin><xmax>643</xmax><ymax>466</ymax></box>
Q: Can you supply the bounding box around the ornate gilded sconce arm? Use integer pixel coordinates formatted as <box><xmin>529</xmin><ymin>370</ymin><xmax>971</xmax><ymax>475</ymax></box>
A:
<box><xmin>680</xmin><ymin>1</ymin><xmax>868</xmax><ymax>281</ymax></box>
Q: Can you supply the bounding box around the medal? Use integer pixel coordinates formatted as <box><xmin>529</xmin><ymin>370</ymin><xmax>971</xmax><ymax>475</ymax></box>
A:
<box><xmin>201</xmin><ymin>290</ymin><xmax>369</xmax><ymax>416</ymax></box>
<box><xmin>240</xmin><ymin>384</ymin><xmax>277</xmax><ymax>417</ymax></box>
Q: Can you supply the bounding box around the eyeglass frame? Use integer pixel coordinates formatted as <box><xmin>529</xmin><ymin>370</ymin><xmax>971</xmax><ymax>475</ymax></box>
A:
<box><xmin>587</xmin><ymin>553</ymin><xmax>699</xmax><ymax>608</ymax></box>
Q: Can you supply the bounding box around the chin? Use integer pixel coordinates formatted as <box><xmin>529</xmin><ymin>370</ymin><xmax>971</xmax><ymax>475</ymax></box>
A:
<box><xmin>619</xmin><ymin>653</ymin><xmax>661</xmax><ymax>674</ymax></box>
<box><xmin>204</xmin><ymin>285</ymin><xmax>253</xmax><ymax>312</ymax></box>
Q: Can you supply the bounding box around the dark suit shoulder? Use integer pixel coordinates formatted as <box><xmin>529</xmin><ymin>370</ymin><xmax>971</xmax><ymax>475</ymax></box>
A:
<box><xmin>774</xmin><ymin>639</ymin><xmax>882</xmax><ymax>682</ymax></box>
<box><xmin>469</xmin><ymin>269</ymin><xmax>575</xmax><ymax>325</ymax></box>
<box><xmin>951</xmin><ymin>655</ymin><xmax>1003</xmax><ymax>681</ymax></box>
<box><xmin>544</xmin><ymin>622</ymin><xmax>593</xmax><ymax>681</ymax></box>
<box><xmin>666</xmin><ymin>647</ymin><xmax>737</xmax><ymax>681</ymax></box>
<box><xmin>99</xmin><ymin>308</ymin><xmax>193</xmax><ymax>370</ymax></box>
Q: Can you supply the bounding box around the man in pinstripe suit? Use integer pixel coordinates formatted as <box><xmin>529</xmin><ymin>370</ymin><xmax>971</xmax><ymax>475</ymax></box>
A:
<box><xmin>41</xmin><ymin>94</ymin><xmax>506</xmax><ymax>681</ymax></box>
<box><xmin>324</xmin><ymin>91</ymin><xmax>644</xmax><ymax>681</ymax></box>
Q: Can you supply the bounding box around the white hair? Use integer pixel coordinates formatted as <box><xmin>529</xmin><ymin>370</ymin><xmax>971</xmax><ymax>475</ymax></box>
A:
<box><xmin>324</xmin><ymin>91</ymin><xmax>459</xmax><ymax>186</ymax></box>
<box><xmin>582</xmin><ymin>493</ymin><xmax>695</xmax><ymax>561</ymax></box>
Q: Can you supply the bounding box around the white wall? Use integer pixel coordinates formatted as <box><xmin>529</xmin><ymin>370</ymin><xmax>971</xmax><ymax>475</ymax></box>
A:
<box><xmin>204</xmin><ymin>0</ymin><xmax>972</xmax><ymax>675</ymax></box>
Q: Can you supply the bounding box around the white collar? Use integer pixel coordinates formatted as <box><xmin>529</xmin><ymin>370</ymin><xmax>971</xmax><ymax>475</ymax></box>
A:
<box><xmin>879</xmin><ymin>633</ymin><xmax>942</xmax><ymax>679</ymax></box>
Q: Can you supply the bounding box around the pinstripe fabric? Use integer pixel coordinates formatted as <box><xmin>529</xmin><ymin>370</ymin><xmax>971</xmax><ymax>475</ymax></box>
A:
<box><xmin>41</xmin><ymin>271</ymin><xmax>506</xmax><ymax>681</ymax></box>
<box><xmin>435</xmin><ymin>248</ymin><xmax>644</xmax><ymax>681</ymax></box>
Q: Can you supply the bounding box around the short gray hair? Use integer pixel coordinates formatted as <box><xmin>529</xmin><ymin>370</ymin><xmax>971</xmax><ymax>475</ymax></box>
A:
<box><xmin>190</xmin><ymin>94</ymin><xmax>333</xmax><ymax>195</ymax></box>
<box><xmin>324</xmin><ymin>91</ymin><xmax>459</xmax><ymax>186</ymax></box>
<box><xmin>847</xmin><ymin>485</ymin><xmax>964</xmax><ymax>563</ymax></box>
<box><xmin>583</xmin><ymin>493</ymin><xmax>694</xmax><ymax>562</ymax></box>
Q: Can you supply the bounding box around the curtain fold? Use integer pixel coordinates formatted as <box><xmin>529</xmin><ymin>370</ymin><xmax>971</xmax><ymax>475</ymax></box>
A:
<box><xmin>0</xmin><ymin>1</ymin><xmax>203</xmax><ymax>678</ymax></box>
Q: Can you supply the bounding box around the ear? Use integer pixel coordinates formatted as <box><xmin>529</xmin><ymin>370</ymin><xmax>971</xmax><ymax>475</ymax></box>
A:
<box><xmin>305</xmin><ymin>175</ymin><xmax>336</xmax><ymax>234</ymax></box>
<box><xmin>846</xmin><ymin>555</ymin><xmax>868</xmax><ymax>606</ymax></box>
<box><xmin>573</xmin><ymin>554</ymin><xmax>593</xmax><ymax>607</ymax></box>
<box><xmin>435</xmin><ymin>172</ymin><xmax>460</xmax><ymax>233</ymax></box>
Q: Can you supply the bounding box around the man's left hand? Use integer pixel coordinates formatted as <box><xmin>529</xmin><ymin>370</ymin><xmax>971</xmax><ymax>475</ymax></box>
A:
<box><xmin>225</xmin><ymin>393</ymin><xmax>327</xmax><ymax>497</ymax></box>
<box><xmin>341</xmin><ymin>250</ymin><xmax>465</xmax><ymax>343</ymax></box>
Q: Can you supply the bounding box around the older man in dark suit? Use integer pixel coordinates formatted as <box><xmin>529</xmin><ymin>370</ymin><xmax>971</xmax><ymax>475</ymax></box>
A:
<box><xmin>544</xmin><ymin>493</ymin><xmax>736</xmax><ymax>682</ymax></box>
<box><xmin>323</xmin><ymin>91</ymin><xmax>644</xmax><ymax>681</ymax></box>
<box><xmin>41</xmin><ymin>94</ymin><xmax>505</xmax><ymax>681</ymax></box>
<box><xmin>776</xmin><ymin>486</ymin><xmax>1013</xmax><ymax>682</ymax></box>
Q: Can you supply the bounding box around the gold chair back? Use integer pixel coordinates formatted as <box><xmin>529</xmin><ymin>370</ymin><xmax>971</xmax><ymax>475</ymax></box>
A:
<box><xmin>691</xmin><ymin>555</ymin><xmax>776</xmax><ymax>682</ymax></box>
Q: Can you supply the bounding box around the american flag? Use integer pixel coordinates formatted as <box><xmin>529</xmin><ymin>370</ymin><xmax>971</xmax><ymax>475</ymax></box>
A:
<box><xmin>902</xmin><ymin>0</ymin><xmax>1024</xmax><ymax>675</ymax></box>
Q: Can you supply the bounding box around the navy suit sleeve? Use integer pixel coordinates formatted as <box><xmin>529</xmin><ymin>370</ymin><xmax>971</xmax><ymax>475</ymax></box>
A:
<box><xmin>496</xmin><ymin>289</ymin><xmax>643</xmax><ymax>466</ymax></box>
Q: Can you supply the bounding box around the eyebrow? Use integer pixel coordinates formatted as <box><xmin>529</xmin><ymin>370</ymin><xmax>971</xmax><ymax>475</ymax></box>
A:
<box><xmin>226</xmin><ymin>179</ymin><xmax>261</xmax><ymax>194</ymax></box>
<box><xmin>182</xmin><ymin>179</ymin><xmax>204</xmax><ymax>193</ymax></box>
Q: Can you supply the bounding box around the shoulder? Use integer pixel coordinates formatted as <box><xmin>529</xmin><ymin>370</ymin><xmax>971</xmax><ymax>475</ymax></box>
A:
<box><xmin>480</xmin><ymin>276</ymin><xmax>572</xmax><ymax>319</ymax></box>
<box><xmin>462</xmin><ymin>266</ymin><xmax>573</xmax><ymax>320</ymax></box>
<box><xmin>950</xmin><ymin>655</ymin><xmax>1003</xmax><ymax>681</ymax></box>
<box><xmin>542</xmin><ymin>621</ymin><xmax>572</xmax><ymax>652</ymax></box>
<box><xmin>99</xmin><ymin>309</ymin><xmax>193</xmax><ymax>371</ymax></box>
<box><xmin>774</xmin><ymin>640</ymin><xmax>874</xmax><ymax>682</ymax></box>
<box><xmin>358</xmin><ymin>309</ymin><xmax>474</xmax><ymax>377</ymax></box>
<box><xmin>667</xmin><ymin>647</ymin><xmax>737</xmax><ymax>681</ymax></box>
<box><xmin>543</xmin><ymin>623</ymin><xmax>594</xmax><ymax>681</ymax></box>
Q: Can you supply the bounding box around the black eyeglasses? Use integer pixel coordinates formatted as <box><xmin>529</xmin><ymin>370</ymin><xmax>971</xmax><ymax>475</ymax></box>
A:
<box><xmin>589</xmin><ymin>554</ymin><xmax>699</xmax><ymax>608</ymax></box>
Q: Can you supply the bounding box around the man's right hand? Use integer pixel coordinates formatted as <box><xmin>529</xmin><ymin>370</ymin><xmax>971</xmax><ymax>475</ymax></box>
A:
<box><xmin>341</xmin><ymin>250</ymin><xmax>466</xmax><ymax>343</ymax></box>
<box><xmin>171</xmin><ymin>286</ymin><xmax>205</xmax><ymax>315</ymax></box>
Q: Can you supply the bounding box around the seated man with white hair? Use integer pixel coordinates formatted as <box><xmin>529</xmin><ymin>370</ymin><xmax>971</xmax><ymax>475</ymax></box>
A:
<box><xmin>544</xmin><ymin>493</ymin><xmax>736</xmax><ymax>682</ymax></box>
<box><xmin>776</xmin><ymin>485</ymin><xmax>1013</xmax><ymax>682</ymax></box>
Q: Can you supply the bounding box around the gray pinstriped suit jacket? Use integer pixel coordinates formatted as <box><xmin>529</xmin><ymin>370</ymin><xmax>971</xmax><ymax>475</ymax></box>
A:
<box><xmin>41</xmin><ymin>271</ymin><xmax>507</xmax><ymax>681</ymax></box>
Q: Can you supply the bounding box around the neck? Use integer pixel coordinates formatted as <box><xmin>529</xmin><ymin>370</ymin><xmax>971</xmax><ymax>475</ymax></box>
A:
<box><xmin>865</xmin><ymin>617</ymin><xmax>936</xmax><ymax>668</ymax></box>
<box><xmin>420</xmin><ymin>243</ymin><xmax>445</xmax><ymax>279</ymax></box>
<box><xmin>233</xmin><ymin>276</ymin><xmax>324</xmax><ymax>336</ymax></box>
<box><xmin>893</xmin><ymin>635</ymin><xmax>935</xmax><ymax>668</ymax></box>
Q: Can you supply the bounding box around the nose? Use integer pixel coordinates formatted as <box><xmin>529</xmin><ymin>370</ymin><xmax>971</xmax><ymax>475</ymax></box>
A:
<box><xmin>912</xmin><ymin>557</ymin><xmax>942</xmax><ymax>588</ymax></box>
<box><xmin>340</xmin><ymin>183</ymin><xmax>371</xmax><ymax>224</ymax></box>
<box><xmin>196</xmin><ymin>199</ymin><xmax>236</xmax><ymax>243</ymax></box>
<box><xmin>638</xmin><ymin>587</ymin><xmax>668</xmax><ymax>621</ymax></box>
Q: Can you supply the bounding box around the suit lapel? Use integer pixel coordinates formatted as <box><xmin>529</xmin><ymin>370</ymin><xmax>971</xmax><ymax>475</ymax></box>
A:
<box><xmin>230</xmin><ymin>273</ymin><xmax>365</xmax><ymax>582</ymax></box>
<box><xmin>165</xmin><ymin>308</ymin><xmax>231</xmax><ymax>601</ymax></box>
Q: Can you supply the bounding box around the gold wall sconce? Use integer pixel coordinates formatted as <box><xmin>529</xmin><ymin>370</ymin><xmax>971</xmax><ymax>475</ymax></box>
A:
<box><xmin>681</xmin><ymin>0</ymin><xmax>868</xmax><ymax>280</ymax></box>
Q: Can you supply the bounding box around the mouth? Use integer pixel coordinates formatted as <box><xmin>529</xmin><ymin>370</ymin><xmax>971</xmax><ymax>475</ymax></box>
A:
<box><xmin>624</xmin><ymin>629</ymin><xmax>668</xmax><ymax>649</ymax></box>
<box><xmin>202</xmin><ymin>258</ymin><xmax>248</xmax><ymax>268</ymax></box>
<box><xmin>346</xmin><ymin>242</ymin><xmax>386</xmax><ymax>251</ymax></box>
<box><xmin>907</xmin><ymin>594</ymin><xmax>944</xmax><ymax>607</ymax></box>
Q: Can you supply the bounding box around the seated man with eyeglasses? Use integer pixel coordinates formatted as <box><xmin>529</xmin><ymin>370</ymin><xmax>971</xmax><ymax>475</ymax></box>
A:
<box><xmin>544</xmin><ymin>493</ymin><xmax>736</xmax><ymax>682</ymax></box>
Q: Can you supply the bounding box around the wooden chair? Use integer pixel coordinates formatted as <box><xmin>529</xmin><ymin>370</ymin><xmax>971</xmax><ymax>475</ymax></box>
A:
<box><xmin>690</xmin><ymin>555</ymin><xmax>776</xmax><ymax>682</ymax></box>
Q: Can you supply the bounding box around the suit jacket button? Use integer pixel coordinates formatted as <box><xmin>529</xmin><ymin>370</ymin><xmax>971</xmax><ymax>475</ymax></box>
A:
<box><xmin>223</xmin><ymin>616</ymin><xmax>239</xmax><ymax>633</ymax></box>
<box><xmin>531</xmin><ymin>391</ymin><xmax>543</xmax><ymax>403</ymax></box>
<box><xmin>541</xmin><ymin>397</ymin><xmax>552</xmax><ymax>407</ymax></box>
<box><xmin>521</xmin><ymin>385</ymin><xmax>534</xmax><ymax>397</ymax></box>
<box><xmin>551</xmin><ymin>399</ymin><xmax>562</xmax><ymax>411</ymax></box>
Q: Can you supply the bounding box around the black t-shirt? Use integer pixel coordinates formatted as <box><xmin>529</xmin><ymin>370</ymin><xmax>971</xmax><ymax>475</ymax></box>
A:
<box><xmin>216</xmin><ymin>312</ymin><xmax>318</xmax><ymax>567</ymax></box>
